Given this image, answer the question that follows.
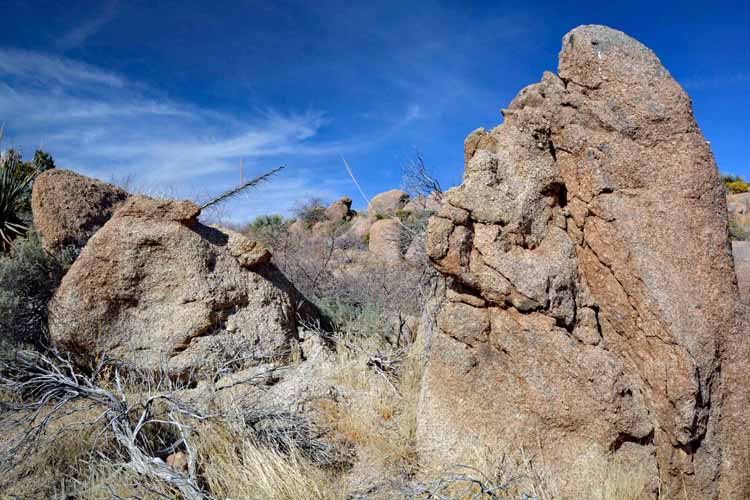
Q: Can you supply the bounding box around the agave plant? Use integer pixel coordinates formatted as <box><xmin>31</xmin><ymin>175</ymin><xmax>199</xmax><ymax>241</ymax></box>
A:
<box><xmin>0</xmin><ymin>151</ymin><xmax>36</xmax><ymax>251</ymax></box>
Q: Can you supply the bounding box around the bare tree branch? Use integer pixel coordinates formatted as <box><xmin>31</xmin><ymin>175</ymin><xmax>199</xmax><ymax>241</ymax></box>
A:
<box><xmin>0</xmin><ymin>351</ymin><xmax>209</xmax><ymax>499</ymax></box>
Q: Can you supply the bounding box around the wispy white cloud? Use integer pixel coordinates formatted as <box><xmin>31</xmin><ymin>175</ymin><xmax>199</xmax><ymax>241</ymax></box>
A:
<box><xmin>0</xmin><ymin>48</ymin><xmax>125</xmax><ymax>87</ymax></box>
<box><xmin>0</xmin><ymin>47</ymin><xmax>365</xmax><ymax>222</ymax></box>
<box><xmin>57</xmin><ymin>0</ymin><xmax>119</xmax><ymax>50</ymax></box>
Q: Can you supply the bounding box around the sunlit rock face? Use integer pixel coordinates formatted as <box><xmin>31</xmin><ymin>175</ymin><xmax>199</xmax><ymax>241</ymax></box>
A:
<box><xmin>418</xmin><ymin>24</ymin><xmax>750</xmax><ymax>499</ymax></box>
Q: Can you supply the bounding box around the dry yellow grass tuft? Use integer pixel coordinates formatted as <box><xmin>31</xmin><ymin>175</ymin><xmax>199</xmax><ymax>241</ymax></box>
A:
<box><xmin>195</xmin><ymin>419</ymin><xmax>344</xmax><ymax>500</ymax></box>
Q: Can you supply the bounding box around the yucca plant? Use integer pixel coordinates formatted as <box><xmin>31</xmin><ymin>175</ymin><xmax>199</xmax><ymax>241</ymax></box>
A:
<box><xmin>0</xmin><ymin>151</ymin><xmax>37</xmax><ymax>251</ymax></box>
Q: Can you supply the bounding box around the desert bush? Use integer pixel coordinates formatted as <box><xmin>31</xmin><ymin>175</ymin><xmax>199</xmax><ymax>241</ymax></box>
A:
<box><xmin>1</xmin><ymin>148</ymin><xmax>55</xmax><ymax>216</ymax></box>
<box><xmin>249</xmin><ymin>214</ymin><xmax>285</xmax><ymax>231</ymax></box>
<box><xmin>294</xmin><ymin>197</ymin><xmax>327</xmax><ymax>229</ymax></box>
<box><xmin>398</xmin><ymin>210</ymin><xmax>432</xmax><ymax>257</ymax></box>
<box><xmin>0</xmin><ymin>232</ymin><xmax>75</xmax><ymax>353</ymax></box>
<box><xmin>729</xmin><ymin>218</ymin><xmax>748</xmax><ymax>241</ymax></box>
<box><xmin>723</xmin><ymin>174</ymin><xmax>750</xmax><ymax>194</ymax></box>
<box><xmin>247</xmin><ymin>213</ymin><xmax>287</xmax><ymax>247</ymax></box>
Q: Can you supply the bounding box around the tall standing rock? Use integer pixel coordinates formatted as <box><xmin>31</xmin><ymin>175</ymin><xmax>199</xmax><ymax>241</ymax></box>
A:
<box><xmin>419</xmin><ymin>25</ymin><xmax>749</xmax><ymax>499</ymax></box>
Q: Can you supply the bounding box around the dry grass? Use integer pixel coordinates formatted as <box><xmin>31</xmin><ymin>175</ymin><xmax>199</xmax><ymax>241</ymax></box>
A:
<box><xmin>0</xmin><ymin>341</ymin><xmax>658</xmax><ymax>500</ymax></box>
<box><xmin>600</xmin><ymin>460</ymin><xmax>651</xmax><ymax>500</ymax></box>
<box><xmin>74</xmin><ymin>464</ymin><xmax>179</xmax><ymax>500</ymax></box>
<box><xmin>0</xmin><ymin>399</ymin><xmax>113</xmax><ymax>499</ymax></box>
<box><xmin>195</xmin><ymin>419</ymin><xmax>344</xmax><ymax>500</ymax></box>
<box><xmin>311</xmin><ymin>336</ymin><xmax>425</xmax><ymax>496</ymax></box>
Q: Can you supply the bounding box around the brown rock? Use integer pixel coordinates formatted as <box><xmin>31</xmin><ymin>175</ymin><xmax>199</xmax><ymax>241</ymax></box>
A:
<box><xmin>367</xmin><ymin>189</ymin><xmax>409</xmax><ymax>216</ymax></box>
<box><xmin>31</xmin><ymin>169</ymin><xmax>128</xmax><ymax>252</ymax></box>
<box><xmin>312</xmin><ymin>220</ymin><xmax>336</xmax><ymax>235</ymax></box>
<box><xmin>404</xmin><ymin>235</ymin><xmax>423</xmax><ymax>262</ymax></box>
<box><xmin>226</xmin><ymin>233</ymin><xmax>272</xmax><ymax>269</ymax></box>
<box><xmin>50</xmin><ymin>188</ymin><xmax>306</xmax><ymax>377</ymax></box>
<box><xmin>368</xmin><ymin>218</ymin><xmax>402</xmax><ymax>261</ymax></box>
<box><xmin>288</xmin><ymin>219</ymin><xmax>306</xmax><ymax>235</ymax></box>
<box><xmin>324</xmin><ymin>196</ymin><xmax>355</xmax><ymax>222</ymax></box>
<box><xmin>402</xmin><ymin>192</ymin><xmax>441</xmax><ymax>216</ymax></box>
<box><xmin>166</xmin><ymin>451</ymin><xmax>188</xmax><ymax>472</ymax></box>
<box><xmin>418</xmin><ymin>25</ymin><xmax>750</xmax><ymax>499</ymax></box>
<box><xmin>347</xmin><ymin>215</ymin><xmax>374</xmax><ymax>239</ymax></box>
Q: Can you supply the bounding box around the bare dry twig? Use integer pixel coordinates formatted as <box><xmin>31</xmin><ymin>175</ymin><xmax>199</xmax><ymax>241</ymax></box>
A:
<box><xmin>0</xmin><ymin>351</ymin><xmax>211</xmax><ymax>499</ymax></box>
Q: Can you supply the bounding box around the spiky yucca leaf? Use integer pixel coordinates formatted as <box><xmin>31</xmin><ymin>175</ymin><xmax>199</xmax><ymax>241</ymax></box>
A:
<box><xmin>0</xmin><ymin>153</ymin><xmax>36</xmax><ymax>250</ymax></box>
<box><xmin>200</xmin><ymin>165</ymin><xmax>285</xmax><ymax>210</ymax></box>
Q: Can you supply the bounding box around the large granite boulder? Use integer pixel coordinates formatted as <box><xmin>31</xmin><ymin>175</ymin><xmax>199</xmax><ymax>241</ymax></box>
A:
<box><xmin>31</xmin><ymin>169</ymin><xmax>128</xmax><ymax>252</ymax></box>
<box><xmin>367</xmin><ymin>189</ymin><xmax>409</xmax><ymax>216</ymax></box>
<box><xmin>48</xmin><ymin>192</ymin><xmax>307</xmax><ymax>377</ymax></box>
<box><xmin>418</xmin><ymin>25</ymin><xmax>750</xmax><ymax>499</ymax></box>
<box><xmin>347</xmin><ymin>215</ymin><xmax>374</xmax><ymax>239</ymax></box>
<box><xmin>368</xmin><ymin>218</ymin><xmax>402</xmax><ymax>261</ymax></box>
<box><xmin>324</xmin><ymin>196</ymin><xmax>356</xmax><ymax>222</ymax></box>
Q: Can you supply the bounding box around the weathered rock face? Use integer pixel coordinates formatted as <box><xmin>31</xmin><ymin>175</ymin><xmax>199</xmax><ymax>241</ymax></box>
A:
<box><xmin>419</xmin><ymin>25</ymin><xmax>750</xmax><ymax>499</ymax></box>
<box><xmin>367</xmin><ymin>189</ymin><xmax>409</xmax><ymax>216</ymax></box>
<box><xmin>49</xmin><ymin>193</ymin><xmax>305</xmax><ymax>377</ymax></box>
<box><xmin>324</xmin><ymin>196</ymin><xmax>356</xmax><ymax>222</ymax></box>
<box><xmin>368</xmin><ymin>218</ymin><xmax>402</xmax><ymax>261</ymax></box>
<box><xmin>32</xmin><ymin>169</ymin><xmax>128</xmax><ymax>252</ymax></box>
<box><xmin>347</xmin><ymin>215</ymin><xmax>374</xmax><ymax>239</ymax></box>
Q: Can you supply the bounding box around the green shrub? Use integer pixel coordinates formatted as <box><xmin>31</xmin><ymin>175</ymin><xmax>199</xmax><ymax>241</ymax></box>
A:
<box><xmin>723</xmin><ymin>174</ymin><xmax>749</xmax><ymax>194</ymax></box>
<box><xmin>394</xmin><ymin>208</ymin><xmax>409</xmax><ymax>221</ymax></box>
<box><xmin>246</xmin><ymin>214</ymin><xmax>287</xmax><ymax>249</ymax></box>
<box><xmin>0</xmin><ymin>232</ymin><xmax>74</xmax><ymax>352</ymax></box>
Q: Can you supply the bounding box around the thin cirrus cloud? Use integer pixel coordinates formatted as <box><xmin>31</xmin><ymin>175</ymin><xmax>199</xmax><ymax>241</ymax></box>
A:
<box><xmin>0</xmin><ymin>48</ymin><xmax>125</xmax><ymax>88</ymax></box>
<box><xmin>0</xmin><ymin>47</ymin><xmax>409</xmax><ymax>221</ymax></box>
<box><xmin>56</xmin><ymin>0</ymin><xmax>120</xmax><ymax>51</ymax></box>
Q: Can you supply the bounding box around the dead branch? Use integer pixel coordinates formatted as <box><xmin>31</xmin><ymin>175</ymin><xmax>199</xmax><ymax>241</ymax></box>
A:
<box><xmin>0</xmin><ymin>351</ymin><xmax>209</xmax><ymax>499</ymax></box>
<box><xmin>401</xmin><ymin>150</ymin><xmax>442</xmax><ymax>203</ymax></box>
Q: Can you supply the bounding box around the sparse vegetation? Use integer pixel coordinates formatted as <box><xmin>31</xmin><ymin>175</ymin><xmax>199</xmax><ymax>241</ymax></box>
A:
<box><xmin>729</xmin><ymin>218</ymin><xmax>748</xmax><ymax>241</ymax></box>
<box><xmin>0</xmin><ymin>232</ymin><xmax>74</xmax><ymax>353</ymax></box>
<box><xmin>247</xmin><ymin>213</ymin><xmax>286</xmax><ymax>246</ymax></box>
<box><xmin>723</xmin><ymin>173</ymin><xmax>750</xmax><ymax>194</ymax></box>
<box><xmin>401</xmin><ymin>150</ymin><xmax>442</xmax><ymax>203</ymax></box>
<box><xmin>294</xmin><ymin>197</ymin><xmax>328</xmax><ymax>229</ymax></box>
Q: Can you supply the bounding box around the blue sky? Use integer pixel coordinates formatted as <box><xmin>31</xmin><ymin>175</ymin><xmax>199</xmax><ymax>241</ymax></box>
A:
<box><xmin>1</xmin><ymin>1</ymin><xmax>749</xmax><ymax>222</ymax></box>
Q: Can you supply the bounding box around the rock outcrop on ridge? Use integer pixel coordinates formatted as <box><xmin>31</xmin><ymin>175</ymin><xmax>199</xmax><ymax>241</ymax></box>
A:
<box><xmin>418</xmin><ymin>25</ymin><xmax>750</xmax><ymax>499</ymax></box>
